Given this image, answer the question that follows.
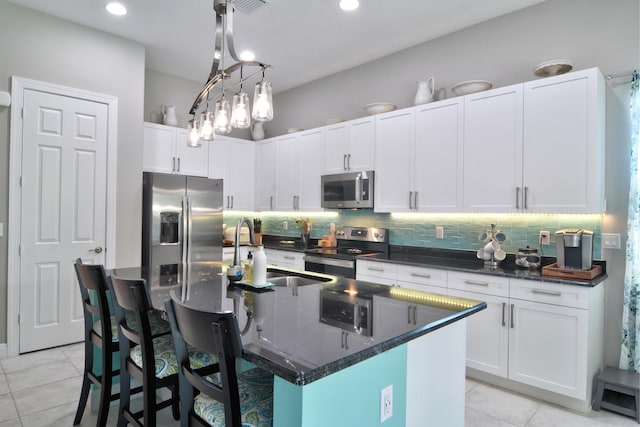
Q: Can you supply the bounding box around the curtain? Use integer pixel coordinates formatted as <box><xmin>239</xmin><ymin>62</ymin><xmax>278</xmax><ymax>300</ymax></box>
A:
<box><xmin>621</xmin><ymin>70</ymin><xmax>640</xmax><ymax>372</ymax></box>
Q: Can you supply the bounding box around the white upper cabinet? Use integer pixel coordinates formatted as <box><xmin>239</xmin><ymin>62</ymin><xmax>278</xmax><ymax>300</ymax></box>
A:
<box><xmin>374</xmin><ymin>109</ymin><xmax>415</xmax><ymax>212</ymax></box>
<box><xmin>522</xmin><ymin>68</ymin><xmax>605</xmax><ymax>213</ymax></box>
<box><xmin>324</xmin><ymin>117</ymin><xmax>375</xmax><ymax>174</ymax></box>
<box><xmin>375</xmin><ymin>98</ymin><xmax>464</xmax><ymax>213</ymax></box>
<box><xmin>143</xmin><ymin>122</ymin><xmax>209</xmax><ymax>177</ymax></box>
<box><xmin>462</xmin><ymin>84</ymin><xmax>524</xmax><ymax>213</ymax></box>
<box><xmin>275</xmin><ymin>129</ymin><xmax>324</xmax><ymax>211</ymax></box>
<box><xmin>208</xmin><ymin>136</ymin><xmax>254</xmax><ymax>210</ymax></box>
<box><xmin>414</xmin><ymin>98</ymin><xmax>464</xmax><ymax>212</ymax></box>
<box><xmin>254</xmin><ymin>138</ymin><xmax>277</xmax><ymax>211</ymax></box>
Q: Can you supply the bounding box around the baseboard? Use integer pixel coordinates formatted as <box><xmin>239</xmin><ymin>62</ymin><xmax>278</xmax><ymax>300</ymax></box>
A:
<box><xmin>0</xmin><ymin>343</ymin><xmax>7</xmax><ymax>360</ymax></box>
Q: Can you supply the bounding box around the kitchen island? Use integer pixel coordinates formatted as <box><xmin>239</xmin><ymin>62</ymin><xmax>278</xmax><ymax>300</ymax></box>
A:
<box><xmin>110</xmin><ymin>263</ymin><xmax>485</xmax><ymax>427</ymax></box>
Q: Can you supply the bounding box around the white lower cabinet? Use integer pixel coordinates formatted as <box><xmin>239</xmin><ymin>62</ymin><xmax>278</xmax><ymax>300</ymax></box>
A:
<box><xmin>356</xmin><ymin>260</ymin><xmax>397</xmax><ymax>286</ymax></box>
<box><xmin>449</xmin><ymin>272</ymin><xmax>602</xmax><ymax>401</ymax></box>
<box><xmin>264</xmin><ymin>249</ymin><xmax>305</xmax><ymax>270</ymax></box>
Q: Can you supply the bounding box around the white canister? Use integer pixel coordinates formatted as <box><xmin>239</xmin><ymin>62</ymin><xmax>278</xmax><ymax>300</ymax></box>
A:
<box><xmin>253</xmin><ymin>245</ymin><xmax>267</xmax><ymax>285</ymax></box>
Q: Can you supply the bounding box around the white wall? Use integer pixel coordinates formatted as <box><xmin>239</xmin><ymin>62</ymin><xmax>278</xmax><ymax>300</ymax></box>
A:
<box><xmin>267</xmin><ymin>0</ymin><xmax>639</xmax><ymax>369</ymax></box>
<box><xmin>0</xmin><ymin>1</ymin><xmax>146</xmax><ymax>343</ymax></box>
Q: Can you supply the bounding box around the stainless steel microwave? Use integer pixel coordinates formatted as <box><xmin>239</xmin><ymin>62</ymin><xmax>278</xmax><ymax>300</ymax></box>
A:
<box><xmin>321</xmin><ymin>171</ymin><xmax>374</xmax><ymax>209</ymax></box>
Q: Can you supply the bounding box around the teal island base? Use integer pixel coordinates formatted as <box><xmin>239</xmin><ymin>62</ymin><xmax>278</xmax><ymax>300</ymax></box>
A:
<box><xmin>272</xmin><ymin>319</ymin><xmax>467</xmax><ymax>427</ymax></box>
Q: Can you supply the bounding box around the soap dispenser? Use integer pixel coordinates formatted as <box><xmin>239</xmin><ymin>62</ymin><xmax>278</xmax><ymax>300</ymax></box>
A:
<box><xmin>243</xmin><ymin>251</ymin><xmax>254</xmax><ymax>283</ymax></box>
<box><xmin>253</xmin><ymin>245</ymin><xmax>267</xmax><ymax>285</ymax></box>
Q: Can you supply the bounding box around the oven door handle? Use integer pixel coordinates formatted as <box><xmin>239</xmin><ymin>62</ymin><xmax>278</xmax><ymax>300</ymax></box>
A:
<box><xmin>304</xmin><ymin>255</ymin><xmax>355</xmax><ymax>269</ymax></box>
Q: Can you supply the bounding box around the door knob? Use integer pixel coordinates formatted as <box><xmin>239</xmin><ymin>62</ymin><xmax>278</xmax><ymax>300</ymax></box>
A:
<box><xmin>90</xmin><ymin>247</ymin><xmax>103</xmax><ymax>254</ymax></box>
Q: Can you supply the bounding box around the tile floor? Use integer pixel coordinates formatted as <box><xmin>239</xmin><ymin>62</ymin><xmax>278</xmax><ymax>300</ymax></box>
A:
<box><xmin>0</xmin><ymin>342</ymin><xmax>638</xmax><ymax>426</ymax></box>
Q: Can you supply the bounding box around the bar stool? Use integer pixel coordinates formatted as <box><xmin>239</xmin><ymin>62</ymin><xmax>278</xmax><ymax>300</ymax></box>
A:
<box><xmin>593</xmin><ymin>366</ymin><xmax>639</xmax><ymax>423</ymax></box>
<box><xmin>108</xmin><ymin>275</ymin><xmax>181</xmax><ymax>427</ymax></box>
<box><xmin>74</xmin><ymin>259</ymin><xmax>141</xmax><ymax>427</ymax></box>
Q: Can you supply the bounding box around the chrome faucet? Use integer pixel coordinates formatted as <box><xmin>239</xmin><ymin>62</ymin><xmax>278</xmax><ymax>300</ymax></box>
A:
<box><xmin>233</xmin><ymin>217</ymin><xmax>256</xmax><ymax>268</ymax></box>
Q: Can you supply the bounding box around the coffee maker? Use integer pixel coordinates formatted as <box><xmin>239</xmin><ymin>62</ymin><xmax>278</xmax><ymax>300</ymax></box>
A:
<box><xmin>555</xmin><ymin>229</ymin><xmax>593</xmax><ymax>270</ymax></box>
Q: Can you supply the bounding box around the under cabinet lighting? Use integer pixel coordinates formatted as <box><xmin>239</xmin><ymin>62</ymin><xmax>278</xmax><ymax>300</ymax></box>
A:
<box><xmin>339</xmin><ymin>0</ymin><xmax>359</xmax><ymax>11</ymax></box>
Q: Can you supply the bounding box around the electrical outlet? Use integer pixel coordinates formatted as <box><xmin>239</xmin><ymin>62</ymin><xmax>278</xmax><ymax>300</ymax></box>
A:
<box><xmin>380</xmin><ymin>385</ymin><xmax>393</xmax><ymax>422</ymax></box>
<box><xmin>282</xmin><ymin>221</ymin><xmax>288</xmax><ymax>230</ymax></box>
<box><xmin>436</xmin><ymin>226</ymin><xmax>444</xmax><ymax>239</ymax></box>
<box><xmin>539</xmin><ymin>231</ymin><xmax>550</xmax><ymax>245</ymax></box>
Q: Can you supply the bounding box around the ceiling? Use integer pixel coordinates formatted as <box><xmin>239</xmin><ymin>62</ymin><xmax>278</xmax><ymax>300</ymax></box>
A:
<box><xmin>5</xmin><ymin>0</ymin><xmax>546</xmax><ymax>94</ymax></box>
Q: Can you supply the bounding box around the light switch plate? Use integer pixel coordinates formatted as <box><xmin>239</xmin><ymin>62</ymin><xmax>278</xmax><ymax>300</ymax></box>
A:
<box><xmin>602</xmin><ymin>233</ymin><xmax>621</xmax><ymax>249</ymax></box>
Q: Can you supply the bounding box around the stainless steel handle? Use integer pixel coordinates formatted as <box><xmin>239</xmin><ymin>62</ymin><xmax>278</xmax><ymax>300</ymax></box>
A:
<box><xmin>407</xmin><ymin>306</ymin><xmax>412</xmax><ymax>324</ymax></box>
<box><xmin>284</xmin><ymin>255</ymin><xmax>295</xmax><ymax>260</ymax></box>
<box><xmin>270</xmin><ymin>196</ymin><xmax>273</xmax><ymax>210</ymax></box>
<box><xmin>355</xmin><ymin>174</ymin><xmax>362</xmax><ymax>202</ymax></box>
<box><xmin>293</xmin><ymin>195</ymin><xmax>296</xmax><ymax>209</ymax></box>
<box><xmin>501</xmin><ymin>302</ymin><xmax>506</xmax><ymax>327</ymax></box>
<box><xmin>89</xmin><ymin>247</ymin><xmax>103</xmax><ymax>254</ymax></box>
<box><xmin>348</xmin><ymin>154</ymin><xmax>352</xmax><ymax>170</ymax></box>
<box><xmin>524</xmin><ymin>186</ymin><xmax>529</xmax><ymax>210</ymax></box>
<box><xmin>177</xmin><ymin>157</ymin><xmax>181</xmax><ymax>172</ymax></box>
<box><xmin>343</xmin><ymin>154</ymin><xmax>347</xmax><ymax>170</ymax></box>
<box><xmin>181</xmin><ymin>196</ymin><xmax>188</xmax><ymax>265</ymax></box>
<box><xmin>531</xmin><ymin>289</ymin><xmax>562</xmax><ymax>297</ymax></box>
<box><xmin>343</xmin><ymin>332</ymin><xmax>349</xmax><ymax>350</ymax></box>
<box><xmin>172</xmin><ymin>157</ymin><xmax>176</xmax><ymax>172</ymax></box>
<box><xmin>510</xmin><ymin>304</ymin><xmax>515</xmax><ymax>328</ymax></box>
<box><xmin>464</xmin><ymin>280</ymin><xmax>489</xmax><ymax>287</ymax></box>
<box><xmin>367</xmin><ymin>267</ymin><xmax>384</xmax><ymax>272</ymax></box>
<box><xmin>186</xmin><ymin>196</ymin><xmax>193</xmax><ymax>263</ymax></box>
<box><xmin>409</xmin><ymin>191</ymin><xmax>413</xmax><ymax>209</ymax></box>
<box><xmin>515</xmin><ymin>187</ymin><xmax>520</xmax><ymax>209</ymax></box>
<box><xmin>411</xmin><ymin>273</ymin><xmax>431</xmax><ymax>279</ymax></box>
<box><xmin>414</xmin><ymin>191</ymin><xmax>418</xmax><ymax>209</ymax></box>
<box><xmin>230</xmin><ymin>195</ymin><xmax>234</xmax><ymax>209</ymax></box>
<box><xmin>413</xmin><ymin>306</ymin><xmax>417</xmax><ymax>325</ymax></box>
<box><xmin>226</xmin><ymin>196</ymin><xmax>230</xmax><ymax>209</ymax></box>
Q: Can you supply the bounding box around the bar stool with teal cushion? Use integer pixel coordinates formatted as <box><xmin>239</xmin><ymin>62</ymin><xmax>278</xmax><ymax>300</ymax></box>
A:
<box><xmin>108</xmin><ymin>275</ymin><xmax>216</xmax><ymax>427</ymax></box>
<box><xmin>165</xmin><ymin>293</ymin><xmax>273</xmax><ymax>427</ymax></box>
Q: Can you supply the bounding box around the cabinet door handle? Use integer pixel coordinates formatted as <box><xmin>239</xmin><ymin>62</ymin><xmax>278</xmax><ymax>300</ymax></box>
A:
<box><xmin>343</xmin><ymin>154</ymin><xmax>347</xmax><ymax>170</ymax></box>
<box><xmin>413</xmin><ymin>305</ymin><xmax>417</xmax><ymax>325</ymax></box>
<box><xmin>230</xmin><ymin>195</ymin><xmax>234</xmax><ymax>209</ymax></box>
<box><xmin>531</xmin><ymin>289</ymin><xmax>562</xmax><ymax>297</ymax></box>
<box><xmin>510</xmin><ymin>304</ymin><xmax>515</xmax><ymax>328</ymax></box>
<box><xmin>501</xmin><ymin>302</ymin><xmax>506</xmax><ymax>327</ymax></box>
<box><xmin>409</xmin><ymin>191</ymin><xmax>413</xmax><ymax>209</ymax></box>
<box><xmin>226</xmin><ymin>195</ymin><xmax>230</xmax><ymax>208</ymax></box>
<box><xmin>344</xmin><ymin>332</ymin><xmax>349</xmax><ymax>350</ymax></box>
<box><xmin>367</xmin><ymin>267</ymin><xmax>384</xmax><ymax>272</ymax></box>
<box><xmin>411</xmin><ymin>273</ymin><xmax>431</xmax><ymax>279</ymax></box>
<box><xmin>270</xmin><ymin>196</ymin><xmax>273</xmax><ymax>210</ymax></box>
<box><xmin>515</xmin><ymin>187</ymin><xmax>520</xmax><ymax>209</ymax></box>
<box><xmin>172</xmin><ymin>157</ymin><xmax>176</xmax><ymax>172</ymax></box>
<box><xmin>177</xmin><ymin>157</ymin><xmax>181</xmax><ymax>172</ymax></box>
<box><xmin>407</xmin><ymin>306</ymin><xmax>412</xmax><ymax>324</ymax></box>
<box><xmin>414</xmin><ymin>191</ymin><xmax>418</xmax><ymax>210</ymax></box>
<box><xmin>348</xmin><ymin>154</ymin><xmax>352</xmax><ymax>170</ymax></box>
<box><xmin>524</xmin><ymin>186</ymin><xmax>529</xmax><ymax>210</ymax></box>
<box><xmin>284</xmin><ymin>255</ymin><xmax>295</xmax><ymax>260</ymax></box>
<box><xmin>464</xmin><ymin>280</ymin><xmax>489</xmax><ymax>287</ymax></box>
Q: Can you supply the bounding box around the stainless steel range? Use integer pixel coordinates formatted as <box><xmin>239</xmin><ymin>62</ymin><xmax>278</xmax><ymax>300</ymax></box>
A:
<box><xmin>303</xmin><ymin>226</ymin><xmax>389</xmax><ymax>278</ymax></box>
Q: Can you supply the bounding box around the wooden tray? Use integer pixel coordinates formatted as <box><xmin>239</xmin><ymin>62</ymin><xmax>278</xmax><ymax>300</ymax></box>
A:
<box><xmin>541</xmin><ymin>263</ymin><xmax>602</xmax><ymax>280</ymax></box>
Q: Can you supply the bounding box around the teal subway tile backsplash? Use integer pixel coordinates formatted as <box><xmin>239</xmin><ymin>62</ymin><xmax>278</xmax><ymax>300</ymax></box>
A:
<box><xmin>224</xmin><ymin>211</ymin><xmax>603</xmax><ymax>259</ymax></box>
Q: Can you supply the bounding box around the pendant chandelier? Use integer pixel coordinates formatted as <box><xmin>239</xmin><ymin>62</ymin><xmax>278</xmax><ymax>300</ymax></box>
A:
<box><xmin>187</xmin><ymin>0</ymin><xmax>273</xmax><ymax>147</ymax></box>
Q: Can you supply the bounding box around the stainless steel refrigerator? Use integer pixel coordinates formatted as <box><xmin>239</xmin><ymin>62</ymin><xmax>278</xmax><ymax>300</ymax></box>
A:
<box><xmin>142</xmin><ymin>172</ymin><xmax>223</xmax><ymax>286</ymax></box>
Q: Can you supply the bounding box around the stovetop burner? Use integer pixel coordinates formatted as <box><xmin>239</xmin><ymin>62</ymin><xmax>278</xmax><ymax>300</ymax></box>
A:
<box><xmin>305</xmin><ymin>226</ymin><xmax>390</xmax><ymax>260</ymax></box>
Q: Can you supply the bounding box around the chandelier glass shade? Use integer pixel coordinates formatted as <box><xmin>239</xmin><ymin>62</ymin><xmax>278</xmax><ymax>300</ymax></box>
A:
<box><xmin>187</xmin><ymin>118</ymin><xmax>202</xmax><ymax>147</ymax></box>
<box><xmin>188</xmin><ymin>0</ymin><xmax>273</xmax><ymax>147</ymax></box>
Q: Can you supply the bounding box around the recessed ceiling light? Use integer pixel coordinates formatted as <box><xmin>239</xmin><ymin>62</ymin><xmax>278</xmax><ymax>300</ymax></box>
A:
<box><xmin>339</xmin><ymin>0</ymin><xmax>359</xmax><ymax>11</ymax></box>
<box><xmin>240</xmin><ymin>50</ymin><xmax>256</xmax><ymax>61</ymax></box>
<box><xmin>105</xmin><ymin>2</ymin><xmax>127</xmax><ymax>16</ymax></box>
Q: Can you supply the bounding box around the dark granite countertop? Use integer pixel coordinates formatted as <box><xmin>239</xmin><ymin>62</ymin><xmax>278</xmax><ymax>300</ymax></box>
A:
<box><xmin>383</xmin><ymin>246</ymin><xmax>607</xmax><ymax>287</ymax></box>
<box><xmin>109</xmin><ymin>263</ymin><xmax>485</xmax><ymax>386</ymax></box>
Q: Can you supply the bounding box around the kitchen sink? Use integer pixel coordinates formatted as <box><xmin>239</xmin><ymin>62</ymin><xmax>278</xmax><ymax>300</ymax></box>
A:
<box><xmin>268</xmin><ymin>276</ymin><xmax>320</xmax><ymax>287</ymax></box>
<box><xmin>266</xmin><ymin>267</ymin><xmax>334</xmax><ymax>287</ymax></box>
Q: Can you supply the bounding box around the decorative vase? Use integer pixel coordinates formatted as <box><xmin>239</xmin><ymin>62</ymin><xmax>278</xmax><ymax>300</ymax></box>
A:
<box><xmin>162</xmin><ymin>105</ymin><xmax>178</xmax><ymax>126</ymax></box>
<box><xmin>414</xmin><ymin>77</ymin><xmax>435</xmax><ymax>105</ymax></box>
<box><xmin>251</xmin><ymin>121</ymin><xmax>265</xmax><ymax>141</ymax></box>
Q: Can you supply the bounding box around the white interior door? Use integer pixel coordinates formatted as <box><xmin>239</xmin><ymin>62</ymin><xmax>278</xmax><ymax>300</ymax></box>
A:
<box><xmin>19</xmin><ymin>89</ymin><xmax>108</xmax><ymax>353</ymax></box>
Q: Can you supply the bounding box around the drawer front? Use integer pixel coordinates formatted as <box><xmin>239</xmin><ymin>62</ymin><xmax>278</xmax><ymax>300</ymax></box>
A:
<box><xmin>448</xmin><ymin>271</ymin><xmax>509</xmax><ymax>297</ymax></box>
<box><xmin>356</xmin><ymin>260</ymin><xmax>397</xmax><ymax>280</ymax></box>
<box><xmin>396</xmin><ymin>265</ymin><xmax>447</xmax><ymax>288</ymax></box>
<box><xmin>510</xmin><ymin>278</ymin><xmax>588</xmax><ymax>309</ymax></box>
